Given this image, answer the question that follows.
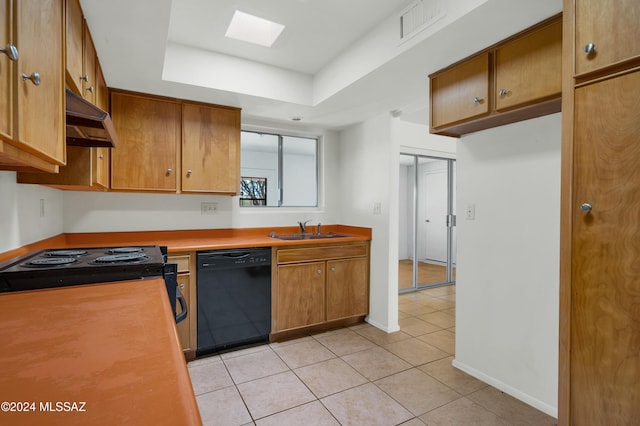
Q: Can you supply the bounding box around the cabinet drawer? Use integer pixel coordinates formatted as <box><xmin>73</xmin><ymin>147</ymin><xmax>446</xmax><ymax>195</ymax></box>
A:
<box><xmin>167</xmin><ymin>254</ymin><xmax>191</xmax><ymax>273</ymax></box>
<box><xmin>277</xmin><ymin>243</ymin><xmax>368</xmax><ymax>264</ymax></box>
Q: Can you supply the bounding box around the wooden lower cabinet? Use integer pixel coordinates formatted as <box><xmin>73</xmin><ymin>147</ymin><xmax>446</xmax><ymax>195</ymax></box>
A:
<box><xmin>272</xmin><ymin>242</ymin><xmax>370</xmax><ymax>338</ymax></box>
<box><xmin>168</xmin><ymin>253</ymin><xmax>195</xmax><ymax>358</ymax></box>
<box><xmin>175</xmin><ymin>274</ymin><xmax>191</xmax><ymax>350</ymax></box>
<box><xmin>326</xmin><ymin>258</ymin><xmax>368</xmax><ymax>321</ymax></box>
<box><xmin>276</xmin><ymin>262</ymin><xmax>325</xmax><ymax>330</ymax></box>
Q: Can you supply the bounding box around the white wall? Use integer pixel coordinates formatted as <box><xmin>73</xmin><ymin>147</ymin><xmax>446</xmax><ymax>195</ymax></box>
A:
<box><xmin>453</xmin><ymin>113</ymin><xmax>561</xmax><ymax>417</ymax></box>
<box><xmin>0</xmin><ymin>171</ymin><xmax>63</xmax><ymax>253</ymax></box>
<box><xmin>338</xmin><ymin>115</ymin><xmax>456</xmax><ymax>332</ymax></box>
<box><xmin>62</xmin><ymin>128</ymin><xmax>340</xmax><ymax>233</ymax></box>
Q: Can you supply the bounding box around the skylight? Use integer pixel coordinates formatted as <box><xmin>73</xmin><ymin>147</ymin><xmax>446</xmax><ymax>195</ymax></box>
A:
<box><xmin>225</xmin><ymin>10</ymin><xmax>285</xmax><ymax>48</ymax></box>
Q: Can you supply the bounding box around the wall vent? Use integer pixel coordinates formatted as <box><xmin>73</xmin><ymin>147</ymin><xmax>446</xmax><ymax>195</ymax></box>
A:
<box><xmin>399</xmin><ymin>0</ymin><xmax>445</xmax><ymax>43</ymax></box>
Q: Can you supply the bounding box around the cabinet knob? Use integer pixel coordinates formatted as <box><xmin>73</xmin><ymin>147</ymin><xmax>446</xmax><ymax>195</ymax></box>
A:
<box><xmin>21</xmin><ymin>72</ymin><xmax>41</xmax><ymax>86</ymax></box>
<box><xmin>317</xmin><ymin>269</ymin><xmax>322</xmax><ymax>274</ymax></box>
<box><xmin>473</xmin><ymin>96</ymin><xmax>483</xmax><ymax>104</ymax></box>
<box><xmin>180</xmin><ymin>284</ymin><xmax>185</xmax><ymax>289</ymax></box>
<box><xmin>0</xmin><ymin>43</ymin><xmax>18</xmax><ymax>61</ymax></box>
<box><xmin>187</xmin><ymin>169</ymin><xmax>192</xmax><ymax>175</ymax></box>
<box><xmin>499</xmin><ymin>88</ymin><xmax>510</xmax><ymax>98</ymax></box>
<box><xmin>166</xmin><ymin>168</ymin><xmax>173</xmax><ymax>175</ymax></box>
<box><xmin>580</xmin><ymin>203</ymin><xmax>592</xmax><ymax>213</ymax></box>
<box><xmin>86</xmin><ymin>86</ymin><xmax>95</xmax><ymax>94</ymax></box>
<box><xmin>97</xmin><ymin>154</ymin><xmax>104</xmax><ymax>160</ymax></box>
<box><xmin>330</xmin><ymin>267</ymin><xmax>336</xmax><ymax>272</ymax></box>
<box><xmin>584</xmin><ymin>43</ymin><xmax>596</xmax><ymax>54</ymax></box>
<box><xmin>80</xmin><ymin>74</ymin><xmax>90</xmax><ymax>82</ymax></box>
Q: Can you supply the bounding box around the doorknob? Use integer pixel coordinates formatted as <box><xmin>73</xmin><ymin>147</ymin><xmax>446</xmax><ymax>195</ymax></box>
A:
<box><xmin>580</xmin><ymin>203</ymin><xmax>592</xmax><ymax>213</ymax></box>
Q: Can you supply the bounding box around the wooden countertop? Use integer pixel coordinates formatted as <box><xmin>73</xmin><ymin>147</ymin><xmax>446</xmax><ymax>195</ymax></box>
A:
<box><xmin>0</xmin><ymin>278</ymin><xmax>202</xmax><ymax>425</ymax></box>
<box><xmin>0</xmin><ymin>225</ymin><xmax>372</xmax><ymax>262</ymax></box>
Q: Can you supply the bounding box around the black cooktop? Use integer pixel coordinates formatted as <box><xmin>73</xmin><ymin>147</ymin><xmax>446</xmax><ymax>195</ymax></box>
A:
<box><xmin>0</xmin><ymin>246</ymin><xmax>165</xmax><ymax>293</ymax></box>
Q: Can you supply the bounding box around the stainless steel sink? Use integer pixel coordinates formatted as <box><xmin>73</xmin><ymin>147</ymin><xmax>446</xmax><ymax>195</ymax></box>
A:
<box><xmin>269</xmin><ymin>232</ymin><xmax>351</xmax><ymax>240</ymax></box>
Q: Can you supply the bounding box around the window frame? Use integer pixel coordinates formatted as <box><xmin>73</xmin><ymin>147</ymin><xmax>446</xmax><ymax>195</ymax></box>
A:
<box><xmin>239</xmin><ymin>129</ymin><xmax>320</xmax><ymax>208</ymax></box>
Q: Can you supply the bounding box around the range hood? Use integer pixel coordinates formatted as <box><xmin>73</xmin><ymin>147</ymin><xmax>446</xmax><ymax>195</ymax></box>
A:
<box><xmin>65</xmin><ymin>88</ymin><xmax>119</xmax><ymax>148</ymax></box>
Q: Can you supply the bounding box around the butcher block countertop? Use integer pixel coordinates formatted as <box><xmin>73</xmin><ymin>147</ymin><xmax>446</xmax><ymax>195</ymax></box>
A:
<box><xmin>0</xmin><ymin>278</ymin><xmax>201</xmax><ymax>425</ymax></box>
<box><xmin>0</xmin><ymin>225</ymin><xmax>372</xmax><ymax>262</ymax></box>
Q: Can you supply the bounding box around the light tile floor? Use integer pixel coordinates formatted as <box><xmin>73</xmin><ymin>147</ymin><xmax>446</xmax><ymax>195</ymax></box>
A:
<box><xmin>188</xmin><ymin>285</ymin><xmax>557</xmax><ymax>425</ymax></box>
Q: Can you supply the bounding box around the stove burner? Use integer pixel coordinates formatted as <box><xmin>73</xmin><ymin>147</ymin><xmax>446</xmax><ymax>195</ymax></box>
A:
<box><xmin>92</xmin><ymin>252</ymin><xmax>149</xmax><ymax>264</ymax></box>
<box><xmin>108</xmin><ymin>247</ymin><xmax>145</xmax><ymax>254</ymax></box>
<box><xmin>25</xmin><ymin>257</ymin><xmax>79</xmax><ymax>267</ymax></box>
<box><xmin>45</xmin><ymin>249</ymin><xmax>88</xmax><ymax>257</ymax></box>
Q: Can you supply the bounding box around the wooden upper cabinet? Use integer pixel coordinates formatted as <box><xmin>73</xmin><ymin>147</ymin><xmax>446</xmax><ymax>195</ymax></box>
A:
<box><xmin>0</xmin><ymin>0</ymin><xmax>63</xmax><ymax>172</ymax></box>
<box><xmin>110</xmin><ymin>92</ymin><xmax>180</xmax><ymax>191</ymax></box>
<box><xmin>65</xmin><ymin>0</ymin><xmax>83</xmax><ymax>95</ymax></box>
<box><xmin>430</xmin><ymin>52</ymin><xmax>490</xmax><ymax>129</ymax></box>
<box><xmin>0</xmin><ymin>0</ymin><xmax>12</xmax><ymax>143</ymax></box>
<box><xmin>181</xmin><ymin>103</ymin><xmax>240</xmax><ymax>194</ymax></box>
<box><xmin>13</xmin><ymin>0</ymin><xmax>65</xmax><ymax>166</ymax></box>
<box><xmin>495</xmin><ymin>19</ymin><xmax>562</xmax><ymax>112</ymax></box>
<box><xmin>82</xmin><ymin>22</ymin><xmax>97</xmax><ymax>104</ymax></box>
<box><xmin>429</xmin><ymin>15</ymin><xmax>562</xmax><ymax>137</ymax></box>
<box><xmin>94</xmin><ymin>65</ymin><xmax>110</xmax><ymax>188</ymax></box>
<box><xmin>574</xmin><ymin>0</ymin><xmax>640</xmax><ymax>77</ymax></box>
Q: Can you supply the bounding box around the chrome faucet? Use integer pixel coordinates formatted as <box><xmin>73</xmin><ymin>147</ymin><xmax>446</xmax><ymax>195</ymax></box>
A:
<box><xmin>298</xmin><ymin>220</ymin><xmax>311</xmax><ymax>233</ymax></box>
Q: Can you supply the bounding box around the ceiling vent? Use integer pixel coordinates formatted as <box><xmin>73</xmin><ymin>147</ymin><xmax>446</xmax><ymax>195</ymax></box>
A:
<box><xmin>399</xmin><ymin>0</ymin><xmax>445</xmax><ymax>43</ymax></box>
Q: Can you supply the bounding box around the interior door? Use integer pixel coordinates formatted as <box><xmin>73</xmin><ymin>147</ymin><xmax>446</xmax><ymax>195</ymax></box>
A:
<box><xmin>570</xmin><ymin>70</ymin><xmax>640</xmax><ymax>424</ymax></box>
<box><xmin>423</xmin><ymin>169</ymin><xmax>448</xmax><ymax>263</ymax></box>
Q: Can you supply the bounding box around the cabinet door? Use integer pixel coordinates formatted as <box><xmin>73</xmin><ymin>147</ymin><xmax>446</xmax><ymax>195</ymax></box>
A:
<box><xmin>82</xmin><ymin>21</ymin><xmax>96</xmax><ymax>104</ymax></box>
<box><xmin>93</xmin><ymin>65</ymin><xmax>109</xmax><ymax>188</ymax></box>
<box><xmin>176</xmin><ymin>274</ymin><xmax>191</xmax><ymax>351</ymax></box>
<box><xmin>110</xmin><ymin>92</ymin><xmax>180</xmax><ymax>191</ymax></box>
<box><xmin>570</xmin><ymin>70</ymin><xmax>640</xmax><ymax>424</ymax></box>
<box><xmin>181</xmin><ymin>103</ymin><xmax>240</xmax><ymax>194</ymax></box>
<box><xmin>65</xmin><ymin>0</ymin><xmax>83</xmax><ymax>95</ymax></box>
<box><xmin>574</xmin><ymin>0</ymin><xmax>640</xmax><ymax>76</ymax></box>
<box><xmin>276</xmin><ymin>262</ymin><xmax>325</xmax><ymax>331</ymax></box>
<box><xmin>0</xmin><ymin>0</ymin><xmax>12</xmax><ymax>141</ymax></box>
<box><xmin>15</xmin><ymin>0</ymin><xmax>65</xmax><ymax>165</ymax></box>
<box><xmin>430</xmin><ymin>52</ymin><xmax>489</xmax><ymax>129</ymax></box>
<box><xmin>326</xmin><ymin>258</ymin><xmax>368</xmax><ymax>321</ymax></box>
<box><xmin>495</xmin><ymin>19</ymin><xmax>562</xmax><ymax>111</ymax></box>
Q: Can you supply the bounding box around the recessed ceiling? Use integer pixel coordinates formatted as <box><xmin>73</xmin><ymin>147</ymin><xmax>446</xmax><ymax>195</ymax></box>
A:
<box><xmin>81</xmin><ymin>0</ymin><xmax>562</xmax><ymax>130</ymax></box>
<box><xmin>167</xmin><ymin>0</ymin><xmax>407</xmax><ymax>75</ymax></box>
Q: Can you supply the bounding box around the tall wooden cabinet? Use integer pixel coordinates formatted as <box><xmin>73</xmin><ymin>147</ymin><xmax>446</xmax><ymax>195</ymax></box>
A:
<box><xmin>573</xmin><ymin>0</ymin><xmax>640</xmax><ymax>77</ymax></box>
<box><xmin>0</xmin><ymin>0</ymin><xmax>64</xmax><ymax>172</ymax></box>
<box><xmin>559</xmin><ymin>1</ymin><xmax>640</xmax><ymax>425</ymax></box>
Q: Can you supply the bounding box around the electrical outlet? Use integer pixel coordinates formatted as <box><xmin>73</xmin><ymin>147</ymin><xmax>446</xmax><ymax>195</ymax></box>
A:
<box><xmin>465</xmin><ymin>203</ymin><xmax>476</xmax><ymax>220</ymax></box>
<box><xmin>40</xmin><ymin>199</ymin><xmax>45</xmax><ymax>218</ymax></box>
<box><xmin>373</xmin><ymin>202</ymin><xmax>382</xmax><ymax>215</ymax></box>
<box><xmin>201</xmin><ymin>202</ymin><xmax>218</xmax><ymax>215</ymax></box>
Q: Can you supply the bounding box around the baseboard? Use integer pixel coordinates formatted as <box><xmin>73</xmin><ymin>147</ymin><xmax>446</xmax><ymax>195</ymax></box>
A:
<box><xmin>452</xmin><ymin>358</ymin><xmax>558</xmax><ymax>418</ymax></box>
<box><xmin>366</xmin><ymin>316</ymin><xmax>400</xmax><ymax>333</ymax></box>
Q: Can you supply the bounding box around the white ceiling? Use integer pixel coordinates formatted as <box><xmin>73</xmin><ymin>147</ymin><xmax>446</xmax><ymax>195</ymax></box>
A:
<box><xmin>80</xmin><ymin>0</ymin><xmax>562</xmax><ymax>131</ymax></box>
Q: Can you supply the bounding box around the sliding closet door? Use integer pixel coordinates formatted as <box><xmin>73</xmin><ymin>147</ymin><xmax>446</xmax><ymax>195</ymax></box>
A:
<box><xmin>399</xmin><ymin>155</ymin><xmax>456</xmax><ymax>292</ymax></box>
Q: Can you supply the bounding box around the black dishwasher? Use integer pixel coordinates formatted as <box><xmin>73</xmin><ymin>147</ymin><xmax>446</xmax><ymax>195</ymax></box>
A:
<box><xmin>196</xmin><ymin>248</ymin><xmax>271</xmax><ymax>357</ymax></box>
